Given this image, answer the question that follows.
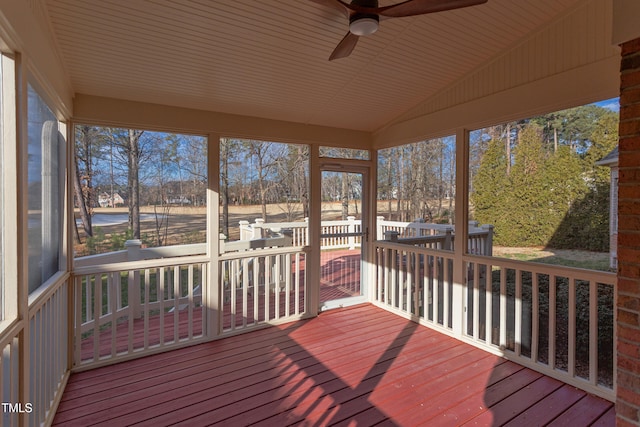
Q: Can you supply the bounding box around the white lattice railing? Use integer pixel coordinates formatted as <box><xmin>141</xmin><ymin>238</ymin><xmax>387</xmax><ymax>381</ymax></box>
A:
<box><xmin>372</xmin><ymin>239</ymin><xmax>616</xmax><ymax>402</ymax></box>
<box><xmin>219</xmin><ymin>246</ymin><xmax>307</xmax><ymax>334</ymax></box>
<box><xmin>73</xmin><ymin>255</ymin><xmax>208</xmax><ymax>369</ymax></box>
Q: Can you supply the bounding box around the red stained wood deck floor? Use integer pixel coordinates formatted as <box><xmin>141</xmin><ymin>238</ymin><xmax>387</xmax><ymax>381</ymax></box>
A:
<box><xmin>56</xmin><ymin>304</ymin><xmax>614</xmax><ymax>426</ymax></box>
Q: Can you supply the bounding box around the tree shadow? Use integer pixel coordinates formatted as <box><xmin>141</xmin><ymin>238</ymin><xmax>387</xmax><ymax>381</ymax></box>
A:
<box><xmin>250</xmin><ymin>316</ymin><xmax>419</xmax><ymax>425</ymax></box>
<box><xmin>545</xmin><ymin>183</ymin><xmax>610</xmax><ymax>253</ymax></box>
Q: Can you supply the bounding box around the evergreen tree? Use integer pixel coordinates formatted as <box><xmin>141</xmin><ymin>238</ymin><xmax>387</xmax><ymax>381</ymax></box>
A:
<box><xmin>504</xmin><ymin>124</ymin><xmax>549</xmax><ymax>246</ymax></box>
<box><xmin>470</xmin><ymin>136</ymin><xmax>509</xmax><ymax>241</ymax></box>
<box><xmin>471</xmin><ymin>106</ymin><xmax>618</xmax><ymax>251</ymax></box>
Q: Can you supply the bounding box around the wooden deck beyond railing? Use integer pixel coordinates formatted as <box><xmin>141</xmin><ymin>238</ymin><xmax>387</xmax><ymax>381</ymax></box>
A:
<box><xmin>54</xmin><ymin>304</ymin><xmax>615</xmax><ymax>426</ymax></box>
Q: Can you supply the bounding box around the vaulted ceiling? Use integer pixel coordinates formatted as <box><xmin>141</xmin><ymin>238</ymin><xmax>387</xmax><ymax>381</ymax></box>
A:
<box><xmin>44</xmin><ymin>0</ymin><xmax>586</xmax><ymax>132</ymax></box>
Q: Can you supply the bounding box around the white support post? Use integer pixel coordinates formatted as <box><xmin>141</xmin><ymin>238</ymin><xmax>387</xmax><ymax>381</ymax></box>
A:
<box><xmin>254</xmin><ymin>218</ymin><xmax>265</xmax><ymax>238</ymax></box>
<box><xmin>377</xmin><ymin>216</ymin><xmax>384</xmax><ymax>240</ymax></box>
<box><xmin>347</xmin><ymin>215</ymin><xmax>356</xmax><ymax>249</ymax></box>
<box><xmin>125</xmin><ymin>239</ymin><xmax>142</xmax><ymax>318</ymax></box>
<box><xmin>239</xmin><ymin>220</ymin><xmax>250</xmax><ymax>240</ymax></box>
<box><xmin>219</xmin><ymin>233</ymin><xmax>227</xmax><ymax>253</ymax></box>
<box><xmin>452</xmin><ymin>127</ymin><xmax>470</xmax><ymax>337</ymax></box>
<box><xmin>16</xmin><ymin>53</ymin><xmax>31</xmax><ymax>418</ymax></box>
<box><xmin>384</xmin><ymin>230</ymin><xmax>399</xmax><ymax>242</ymax></box>
<box><xmin>208</xmin><ymin>133</ymin><xmax>222</xmax><ymax>338</ymax></box>
<box><xmin>444</xmin><ymin>228</ymin><xmax>453</xmax><ymax>251</ymax></box>
<box><xmin>304</xmin><ymin>217</ymin><xmax>310</xmax><ymax>247</ymax></box>
<box><xmin>307</xmin><ymin>145</ymin><xmax>321</xmax><ymax>316</ymax></box>
<box><xmin>482</xmin><ymin>224</ymin><xmax>494</xmax><ymax>256</ymax></box>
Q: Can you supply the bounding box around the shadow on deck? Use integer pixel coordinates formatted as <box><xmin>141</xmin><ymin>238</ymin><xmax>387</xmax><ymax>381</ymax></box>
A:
<box><xmin>58</xmin><ymin>304</ymin><xmax>615</xmax><ymax>426</ymax></box>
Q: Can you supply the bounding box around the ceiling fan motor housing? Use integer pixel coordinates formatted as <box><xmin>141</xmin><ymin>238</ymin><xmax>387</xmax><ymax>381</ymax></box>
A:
<box><xmin>349</xmin><ymin>0</ymin><xmax>379</xmax><ymax>36</ymax></box>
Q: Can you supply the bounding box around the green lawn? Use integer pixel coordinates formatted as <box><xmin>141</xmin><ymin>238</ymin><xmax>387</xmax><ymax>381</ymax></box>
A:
<box><xmin>492</xmin><ymin>247</ymin><xmax>612</xmax><ymax>272</ymax></box>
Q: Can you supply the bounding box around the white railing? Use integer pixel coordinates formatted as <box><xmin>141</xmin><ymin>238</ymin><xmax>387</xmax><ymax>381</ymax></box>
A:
<box><xmin>243</xmin><ymin>216</ymin><xmax>362</xmax><ymax>249</ymax></box>
<box><xmin>320</xmin><ymin>216</ymin><xmax>362</xmax><ymax>249</ymax></box>
<box><xmin>67</xmin><ymin>216</ymin><xmax>613</xmax><ymax>404</ymax></box>
<box><xmin>27</xmin><ymin>279</ymin><xmax>70</xmax><ymax>426</ymax></box>
<box><xmin>0</xmin><ymin>275</ymin><xmax>71</xmax><ymax>427</ymax></box>
<box><xmin>72</xmin><ymin>238</ymin><xmax>308</xmax><ymax>368</ymax></box>
<box><xmin>74</xmin><ymin>241</ymin><xmax>206</xmax><ymax>268</ymax></box>
<box><xmin>219</xmin><ymin>246</ymin><xmax>307</xmax><ymax>334</ymax></box>
<box><xmin>238</xmin><ymin>217</ymin><xmax>492</xmax><ymax>255</ymax></box>
<box><xmin>240</xmin><ymin>219</ymin><xmax>308</xmax><ymax>246</ymax></box>
<box><xmin>73</xmin><ymin>254</ymin><xmax>208</xmax><ymax>369</ymax></box>
<box><xmin>1</xmin><ymin>322</ymin><xmax>22</xmax><ymax>427</ymax></box>
<box><xmin>377</xmin><ymin>218</ymin><xmax>453</xmax><ymax>238</ymax></box>
<box><xmin>372</xmin><ymin>238</ymin><xmax>616</xmax><ymax>401</ymax></box>
<box><xmin>382</xmin><ymin>223</ymin><xmax>493</xmax><ymax>256</ymax></box>
<box><xmin>463</xmin><ymin>255</ymin><xmax>615</xmax><ymax>401</ymax></box>
<box><xmin>374</xmin><ymin>241</ymin><xmax>456</xmax><ymax>331</ymax></box>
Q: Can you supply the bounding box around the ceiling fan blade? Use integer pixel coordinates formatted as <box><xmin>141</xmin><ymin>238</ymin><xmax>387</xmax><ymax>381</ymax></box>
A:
<box><xmin>329</xmin><ymin>31</ymin><xmax>359</xmax><ymax>61</ymax></box>
<box><xmin>308</xmin><ymin>0</ymin><xmax>350</xmax><ymax>16</ymax></box>
<box><xmin>379</xmin><ymin>0</ymin><xmax>487</xmax><ymax>18</ymax></box>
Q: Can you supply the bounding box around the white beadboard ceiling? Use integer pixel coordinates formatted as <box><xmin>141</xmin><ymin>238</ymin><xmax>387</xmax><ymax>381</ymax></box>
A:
<box><xmin>44</xmin><ymin>0</ymin><xmax>583</xmax><ymax>132</ymax></box>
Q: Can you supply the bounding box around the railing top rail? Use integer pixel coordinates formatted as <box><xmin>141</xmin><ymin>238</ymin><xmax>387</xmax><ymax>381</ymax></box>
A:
<box><xmin>222</xmin><ymin>235</ymin><xmax>293</xmax><ymax>253</ymax></box>
<box><xmin>250</xmin><ymin>221</ymin><xmax>308</xmax><ymax>229</ymax></box>
<box><xmin>27</xmin><ymin>271</ymin><xmax>70</xmax><ymax>312</ymax></box>
<box><xmin>321</xmin><ymin>219</ymin><xmax>358</xmax><ymax>226</ymax></box>
<box><xmin>138</xmin><ymin>243</ymin><xmax>206</xmax><ymax>258</ymax></box>
<box><xmin>468</xmin><ymin>229</ymin><xmax>490</xmax><ymax>236</ymax></box>
<box><xmin>74</xmin><ymin>249</ymin><xmax>128</xmax><ymax>267</ymax></box>
<box><xmin>392</xmin><ymin>234</ymin><xmax>448</xmax><ymax>245</ymax></box>
<box><xmin>463</xmin><ymin>253</ymin><xmax>616</xmax><ymax>284</ymax></box>
<box><xmin>379</xmin><ymin>220</ymin><xmax>452</xmax><ymax>229</ymax></box>
<box><xmin>0</xmin><ymin>319</ymin><xmax>23</xmax><ymax>349</ymax></box>
<box><xmin>375</xmin><ymin>240</ymin><xmax>455</xmax><ymax>257</ymax></box>
<box><xmin>73</xmin><ymin>254</ymin><xmax>210</xmax><ymax>276</ymax></box>
<box><xmin>218</xmin><ymin>245</ymin><xmax>306</xmax><ymax>261</ymax></box>
<box><xmin>74</xmin><ymin>243</ymin><xmax>207</xmax><ymax>267</ymax></box>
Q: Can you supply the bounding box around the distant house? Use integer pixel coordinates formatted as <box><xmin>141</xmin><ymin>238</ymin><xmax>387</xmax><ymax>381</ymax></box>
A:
<box><xmin>98</xmin><ymin>192</ymin><xmax>125</xmax><ymax>208</ymax></box>
<box><xmin>596</xmin><ymin>146</ymin><xmax>619</xmax><ymax>269</ymax></box>
<box><xmin>166</xmin><ymin>196</ymin><xmax>191</xmax><ymax>205</ymax></box>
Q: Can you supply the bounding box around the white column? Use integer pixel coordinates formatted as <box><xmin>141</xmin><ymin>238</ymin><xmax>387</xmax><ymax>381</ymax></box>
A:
<box><xmin>376</xmin><ymin>216</ymin><xmax>385</xmax><ymax>240</ymax></box>
<box><xmin>125</xmin><ymin>239</ymin><xmax>142</xmax><ymax>318</ymax></box>
<box><xmin>307</xmin><ymin>145</ymin><xmax>321</xmax><ymax>316</ymax></box>
<box><xmin>207</xmin><ymin>133</ymin><xmax>221</xmax><ymax>338</ymax></box>
<box><xmin>238</xmin><ymin>220</ymin><xmax>249</xmax><ymax>240</ymax></box>
<box><xmin>347</xmin><ymin>215</ymin><xmax>356</xmax><ymax>249</ymax></box>
<box><xmin>452</xmin><ymin>128</ymin><xmax>470</xmax><ymax>337</ymax></box>
<box><xmin>254</xmin><ymin>218</ymin><xmax>265</xmax><ymax>238</ymax></box>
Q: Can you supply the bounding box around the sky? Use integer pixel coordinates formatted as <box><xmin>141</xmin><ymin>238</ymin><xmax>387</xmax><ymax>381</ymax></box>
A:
<box><xmin>594</xmin><ymin>97</ymin><xmax>620</xmax><ymax>112</ymax></box>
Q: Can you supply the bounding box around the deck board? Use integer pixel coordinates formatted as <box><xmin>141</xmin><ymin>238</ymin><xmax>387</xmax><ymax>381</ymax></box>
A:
<box><xmin>54</xmin><ymin>303</ymin><xmax>614</xmax><ymax>426</ymax></box>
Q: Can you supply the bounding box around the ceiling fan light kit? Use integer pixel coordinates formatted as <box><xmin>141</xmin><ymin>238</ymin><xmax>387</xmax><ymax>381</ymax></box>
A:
<box><xmin>314</xmin><ymin>0</ymin><xmax>488</xmax><ymax>60</ymax></box>
<box><xmin>349</xmin><ymin>15</ymin><xmax>379</xmax><ymax>36</ymax></box>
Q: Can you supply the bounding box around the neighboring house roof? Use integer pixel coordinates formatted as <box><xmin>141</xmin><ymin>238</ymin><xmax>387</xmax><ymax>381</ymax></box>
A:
<box><xmin>596</xmin><ymin>146</ymin><xmax>619</xmax><ymax>167</ymax></box>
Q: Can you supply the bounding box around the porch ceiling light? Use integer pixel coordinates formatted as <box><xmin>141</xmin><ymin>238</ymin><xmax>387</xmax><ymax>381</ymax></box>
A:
<box><xmin>349</xmin><ymin>14</ymin><xmax>379</xmax><ymax>36</ymax></box>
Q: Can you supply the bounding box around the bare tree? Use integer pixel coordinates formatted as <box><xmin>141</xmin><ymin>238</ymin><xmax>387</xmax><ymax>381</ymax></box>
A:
<box><xmin>107</xmin><ymin>128</ymin><xmax>145</xmax><ymax>239</ymax></box>
<box><xmin>127</xmin><ymin>130</ymin><xmax>144</xmax><ymax>238</ymax></box>
<box><xmin>245</xmin><ymin>141</ymin><xmax>276</xmax><ymax>222</ymax></box>
<box><xmin>74</xmin><ymin>125</ymin><xmax>100</xmax><ymax>239</ymax></box>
